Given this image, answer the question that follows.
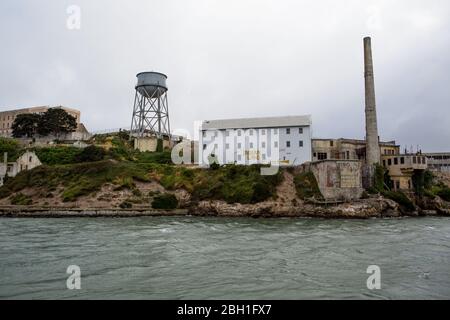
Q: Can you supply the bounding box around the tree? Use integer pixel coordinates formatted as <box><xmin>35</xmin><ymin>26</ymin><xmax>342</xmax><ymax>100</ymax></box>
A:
<box><xmin>0</xmin><ymin>137</ymin><xmax>21</xmax><ymax>161</ymax></box>
<box><xmin>38</xmin><ymin>108</ymin><xmax>77</xmax><ymax>138</ymax></box>
<box><xmin>12</xmin><ymin>114</ymin><xmax>41</xmax><ymax>138</ymax></box>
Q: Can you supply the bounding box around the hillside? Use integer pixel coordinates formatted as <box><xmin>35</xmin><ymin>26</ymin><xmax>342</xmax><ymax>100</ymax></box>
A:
<box><xmin>1</xmin><ymin>135</ymin><xmax>450</xmax><ymax>218</ymax></box>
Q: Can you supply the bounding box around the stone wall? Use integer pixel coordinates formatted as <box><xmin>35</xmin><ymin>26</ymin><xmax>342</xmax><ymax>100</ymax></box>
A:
<box><xmin>134</xmin><ymin>137</ymin><xmax>171</xmax><ymax>152</ymax></box>
<box><xmin>302</xmin><ymin>160</ymin><xmax>364</xmax><ymax>201</ymax></box>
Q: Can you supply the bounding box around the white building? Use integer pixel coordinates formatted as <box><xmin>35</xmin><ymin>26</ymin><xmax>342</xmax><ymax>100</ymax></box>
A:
<box><xmin>199</xmin><ymin>115</ymin><xmax>312</xmax><ymax>166</ymax></box>
<box><xmin>0</xmin><ymin>151</ymin><xmax>42</xmax><ymax>186</ymax></box>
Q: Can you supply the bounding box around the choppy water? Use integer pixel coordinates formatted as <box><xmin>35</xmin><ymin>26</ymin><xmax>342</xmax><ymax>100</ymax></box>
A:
<box><xmin>0</xmin><ymin>216</ymin><xmax>450</xmax><ymax>299</ymax></box>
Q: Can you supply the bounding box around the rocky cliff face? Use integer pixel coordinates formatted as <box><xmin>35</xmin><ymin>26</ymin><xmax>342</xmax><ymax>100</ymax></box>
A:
<box><xmin>186</xmin><ymin>171</ymin><xmax>450</xmax><ymax>219</ymax></box>
<box><xmin>189</xmin><ymin>197</ymin><xmax>404</xmax><ymax>219</ymax></box>
<box><xmin>1</xmin><ymin>169</ymin><xmax>449</xmax><ymax>219</ymax></box>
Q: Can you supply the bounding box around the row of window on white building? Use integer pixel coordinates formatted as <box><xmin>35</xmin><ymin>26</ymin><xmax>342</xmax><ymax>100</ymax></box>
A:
<box><xmin>203</xmin><ymin>127</ymin><xmax>304</xmax><ymax>138</ymax></box>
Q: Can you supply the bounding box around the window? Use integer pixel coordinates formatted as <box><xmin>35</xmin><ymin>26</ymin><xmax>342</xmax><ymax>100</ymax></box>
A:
<box><xmin>286</xmin><ymin>128</ymin><xmax>291</xmax><ymax>134</ymax></box>
<box><xmin>214</xmin><ymin>144</ymin><xmax>218</xmax><ymax>149</ymax></box>
<box><xmin>413</xmin><ymin>157</ymin><xmax>417</xmax><ymax>164</ymax></box>
<box><xmin>238</xmin><ymin>155</ymin><xmax>242</xmax><ymax>161</ymax></box>
<box><xmin>346</xmin><ymin>151</ymin><xmax>350</xmax><ymax>159</ymax></box>
<box><xmin>422</xmin><ymin>157</ymin><xmax>426</xmax><ymax>164</ymax></box>
<box><xmin>299</xmin><ymin>140</ymin><xmax>303</xmax><ymax>147</ymax></box>
<box><xmin>203</xmin><ymin>144</ymin><xmax>207</xmax><ymax>150</ymax></box>
<box><xmin>286</xmin><ymin>141</ymin><xmax>291</xmax><ymax>148</ymax></box>
<box><xmin>388</xmin><ymin>159</ymin><xmax>392</xmax><ymax>166</ymax></box>
<box><xmin>238</xmin><ymin>143</ymin><xmax>242</xmax><ymax>149</ymax></box>
<box><xmin>274</xmin><ymin>129</ymin><xmax>278</xmax><ymax>135</ymax></box>
<box><xmin>261</xmin><ymin>129</ymin><xmax>266</xmax><ymax>135</ymax></box>
<box><xmin>238</xmin><ymin>130</ymin><xmax>242</xmax><ymax>136</ymax></box>
<box><xmin>394</xmin><ymin>158</ymin><xmax>398</xmax><ymax>165</ymax></box>
<box><xmin>214</xmin><ymin>131</ymin><xmax>218</xmax><ymax>137</ymax></box>
<box><xmin>313</xmin><ymin>153</ymin><xmax>317</xmax><ymax>157</ymax></box>
<box><xmin>330</xmin><ymin>141</ymin><xmax>334</xmax><ymax>147</ymax></box>
<box><xmin>29</xmin><ymin>156</ymin><xmax>32</xmax><ymax>163</ymax></box>
<box><xmin>226</xmin><ymin>143</ymin><xmax>230</xmax><ymax>150</ymax></box>
<box><xmin>299</xmin><ymin>128</ymin><xmax>303</xmax><ymax>134</ymax></box>
<box><xmin>262</xmin><ymin>154</ymin><xmax>266</xmax><ymax>160</ymax></box>
<box><xmin>225</xmin><ymin>131</ymin><xmax>230</xmax><ymax>137</ymax></box>
<box><xmin>262</xmin><ymin>142</ymin><xmax>266</xmax><ymax>148</ymax></box>
<box><xmin>202</xmin><ymin>131</ymin><xmax>206</xmax><ymax>137</ymax></box>
<box><xmin>250</xmin><ymin>142</ymin><xmax>254</xmax><ymax>148</ymax></box>
<box><xmin>274</xmin><ymin>141</ymin><xmax>278</xmax><ymax>148</ymax></box>
<box><xmin>401</xmin><ymin>157</ymin><xmax>405</xmax><ymax>164</ymax></box>
<box><xmin>383</xmin><ymin>160</ymin><xmax>386</xmax><ymax>167</ymax></box>
<box><xmin>318</xmin><ymin>153</ymin><xmax>327</xmax><ymax>160</ymax></box>
<box><xmin>249</xmin><ymin>130</ymin><xmax>253</xmax><ymax>136</ymax></box>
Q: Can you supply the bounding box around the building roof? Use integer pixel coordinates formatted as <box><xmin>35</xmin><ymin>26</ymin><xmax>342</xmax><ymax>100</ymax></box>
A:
<box><xmin>424</xmin><ymin>152</ymin><xmax>450</xmax><ymax>156</ymax></box>
<box><xmin>0</xmin><ymin>106</ymin><xmax>80</xmax><ymax>115</ymax></box>
<box><xmin>201</xmin><ymin>115</ymin><xmax>312</xmax><ymax>130</ymax></box>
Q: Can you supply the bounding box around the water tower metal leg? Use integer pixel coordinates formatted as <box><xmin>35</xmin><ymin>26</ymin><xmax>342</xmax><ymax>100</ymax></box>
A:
<box><xmin>130</xmin><ymin>86</ymin><xmax>171</xmax><ymax>140</ymax></box>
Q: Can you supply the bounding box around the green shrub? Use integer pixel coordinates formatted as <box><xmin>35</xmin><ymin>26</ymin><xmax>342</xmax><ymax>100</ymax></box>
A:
<box><xmin>436</xmin><ymin>187</ymin><xmax>450</xmax><ymax>202</ymax></box>
<box><xmin>119</xmin><ymin>201</ymin><xmax>132</xmax><ymax>209</ymax></box>
<box><xmin>108</xmin><ymin>140</ymin><xmax>135</xmax><ymax>161</ymax></box>
<box><xmin>152</xmin><ymin>193</ymin><xmax>178</xmax><ymax>210</ymax></box>
<box><xmin>374</xmin><ymin>164</ymin><xmax>386</xmax><ymax>192</ymax></box>
<box><xmin>136</xmin><ymin>151</ymin><xmax>172</xmax><ymax>164</ymax></box>
<box><xmin>34</xmin><ymin>147</ymin><xmax>83</xmax><ymax>165</ymax></box>
<box><xmin>132</xmin><ymin>188</ymin><xmax>142</xmax><ymax>197</ymax></box>
<box><xmin>191</xmin><ymin>165</ymin><xmax>283</xmax><ymax>204</ymax></box>
<box><xmin>382</xmin><ymin>190</ymin><xmax>415</xmax><ymax>211</ymax></box>
<box><xmin>156</xmin><ymin>139</ymin><xmax>164</xmax><ymax>153</ymax></box>
<box><xmin>10</xmin><ymin>193</ymin><xmax>32</xmax><ymax>205</ymax></box>
<box><xmin>412</xmin><ymin>170</ymin><xmax>434</xmax><ymax>196</ymax></box>
<box><xmin>361</xmin><ymin>191</ymin><xmax>370</xmax><ymax>199</ymax></box>
<box><xmin>0</xmin><ymin>138</ymin><xmax>22</xmax><ymax>161</ymax></box>
<box><xmin>113</xmin><ymin>176</ymin><xmax>136</xmax><ymax>191</ymax></box>
<box><xmin>74</xmin><ymin>145</ymin><xmax>106</xmax><ymax>162</ymax></box>
<box><xmin>293</xmin><ymin>171</ymin><xmax>323</xmax><ymax>200</ymax></box>
<box><xmin>367</xmin><ymin>186</ymin><xmax>379</xmax><ymax>195</ymax></box>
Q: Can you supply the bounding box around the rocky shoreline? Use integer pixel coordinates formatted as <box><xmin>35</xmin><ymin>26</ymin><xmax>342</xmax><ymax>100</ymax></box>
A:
<box><xmin>1</xmin><ymin>196</ymin><xmax>449</xmax><ymax>219</ymax></box>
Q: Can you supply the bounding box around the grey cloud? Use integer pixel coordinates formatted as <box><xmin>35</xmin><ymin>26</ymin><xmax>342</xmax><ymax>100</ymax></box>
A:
<box><xmin>0</xmin><ymin>0</ymin><xmax>449</xmax><ymax>151</ymax></box>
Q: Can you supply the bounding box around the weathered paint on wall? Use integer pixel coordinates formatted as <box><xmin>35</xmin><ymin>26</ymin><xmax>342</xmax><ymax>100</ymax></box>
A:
<box><xmin>302</xmin><ymin>160</ymin><xmax>364</xmax><ymax>201</ymax></box>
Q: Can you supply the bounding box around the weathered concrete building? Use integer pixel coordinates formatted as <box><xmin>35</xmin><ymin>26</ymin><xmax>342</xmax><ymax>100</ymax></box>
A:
<box><xmin>0</xmin><ymin>151</ymin><xmax>42</xmax><ymax>186</ymax></box>
<box><xmin>312</xmin><ymin>138</ymin><xmax>400</xmax><ymax>161</ymax></box>
<box><xmin>199</xmin><ymin>115</ymin><xmax>312</xmax><ymax>166</ymax></box>
<box><xmin>425</xmin><ymin>153</ymin><xmax>450</xmax><ymax>173</ymax></box>
<box><xmin>381</xmin><ymin>154</ymin><xmax>428</xmax><ymax>190</ymax></box>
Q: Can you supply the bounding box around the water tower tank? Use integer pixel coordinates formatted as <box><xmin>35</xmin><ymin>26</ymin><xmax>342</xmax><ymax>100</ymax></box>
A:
<box><xmin>135</xmin><ymin>71</ymin><xmax>168</xmax><ymax>98</ymax></box>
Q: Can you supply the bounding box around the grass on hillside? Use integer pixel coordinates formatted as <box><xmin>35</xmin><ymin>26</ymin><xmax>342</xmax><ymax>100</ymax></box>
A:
<box><xmin>0</xmin><ymin>161</ymin><xmax>283</xmax><ymax>205</ymax></box>
<box><xmin>293</xmin><ymin>171</ymin><xmax>323</xmax><ymax>200</ymax></box>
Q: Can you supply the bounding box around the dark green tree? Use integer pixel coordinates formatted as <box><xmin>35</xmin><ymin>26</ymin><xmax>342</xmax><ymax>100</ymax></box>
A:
<box><xmin>38</xmin><ymin>108</ymin><xmax>77</xmax><ymax>137</ymax></box>
<box><xmin>11</xmin><ymin>114</ymin><xmax>41</xmax><ymax>138</ymax></box>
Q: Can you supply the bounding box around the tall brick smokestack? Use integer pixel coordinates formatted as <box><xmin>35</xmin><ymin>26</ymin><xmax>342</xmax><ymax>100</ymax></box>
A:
<box><xmin>364</xmin><ymin>37</ymin><xmax>380</xmax><ymax>166</ymax></box>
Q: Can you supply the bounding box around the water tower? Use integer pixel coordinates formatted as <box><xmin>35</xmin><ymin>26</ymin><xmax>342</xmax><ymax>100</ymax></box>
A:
<box><xmin>130</xmin><ymin>71</ymin><xmax>171</xmax><ymax>138</ymax></box>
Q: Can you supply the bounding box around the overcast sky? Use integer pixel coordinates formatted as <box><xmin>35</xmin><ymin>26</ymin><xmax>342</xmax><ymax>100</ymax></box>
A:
<box><xmin>0</xmin><ymin>0</ymin><xmax>449</xmax><ymax>152</ymax></box>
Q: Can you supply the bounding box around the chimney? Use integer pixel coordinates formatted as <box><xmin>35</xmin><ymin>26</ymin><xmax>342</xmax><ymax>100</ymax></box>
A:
<box><xmin>364</xmin><ymin>37</ymin><xmax>381</xmax><ymax>166</ymax></box>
